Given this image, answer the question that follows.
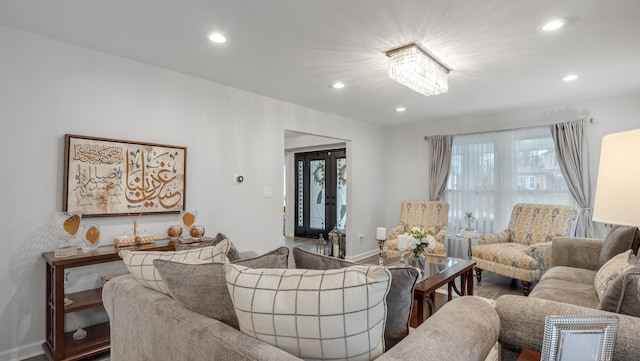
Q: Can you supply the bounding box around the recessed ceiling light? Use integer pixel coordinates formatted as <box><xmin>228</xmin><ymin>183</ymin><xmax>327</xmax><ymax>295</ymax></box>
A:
<box><xmin>562</xmin><ymin>74</ymin><xmax>579</xmax><ymax>82</ymax></box>
<box><xmin>396</xmin><ymin>107</ymin><xmax>406</xmax><ymax>112</ymax></box>
<box><xmin>331</xmin><ymin>82</ymin><xmax>345</xmax><ymax>89</ymax></box>
<box><xmin>541</xmin><ymin>18</ymin><xmax>568</xmax><ymax>31</ymax></box>
<box><xmin>209</xmin><ymin>32</ymin><xmax>227</xmax><ymax>43</ymax></box>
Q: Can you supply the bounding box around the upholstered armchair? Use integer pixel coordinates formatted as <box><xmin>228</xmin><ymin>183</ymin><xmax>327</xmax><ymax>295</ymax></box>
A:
<box><xmin>472</xmin><ymin>203</ymin><xmax>576</xmax><ymax>296</ymax></box>
<box><xmin>386</xmin><ymin>200</ymin><xmax>449</xmax><ymax>257</ymax></box>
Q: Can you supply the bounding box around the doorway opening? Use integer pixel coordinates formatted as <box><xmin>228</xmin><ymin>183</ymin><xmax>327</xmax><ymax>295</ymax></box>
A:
<box><xmin>294</xmin><ymin>148</ymin><xmax>347</xmax><ymax>238</ymax></box>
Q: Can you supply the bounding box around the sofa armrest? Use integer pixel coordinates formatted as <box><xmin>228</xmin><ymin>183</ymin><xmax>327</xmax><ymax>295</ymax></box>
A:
<box><xmin>550</xmin><ymin>237</ymin><xmax>603</xmax><ymax>271</ymax></box>
<box><xmin>495</xmin><ymin>295</ymin><xmax>640</xmax><ymax>361</ymax></box>
<box><xmin>378</xmin><ymin>296</ymin><xmax>499</xmax><ymax>361</ymax></box>
<box><xmin>526</xmin><ymin>242</ymin><xmax>552</xmax><ymax>273</ymax></box>
<box><xmin>104</xmin><ymin>275</ymin><xmax>302</xmax><ymax>361</ymax></box>
<box><xmin>478</xmin><ymin>230</ymin><xmax>510</xmax><ymax>245</ymax></box>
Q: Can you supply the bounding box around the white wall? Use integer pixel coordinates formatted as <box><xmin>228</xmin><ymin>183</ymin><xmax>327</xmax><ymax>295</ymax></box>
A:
<box><xmin>0</xmin><ymin>26</ymin><xmax>387</xmax><ymax>360</ymax></box>
<box><xmin>383</xmin><ymin>92</ymin><xmax>640</xmax><ymax>236</ymax></box>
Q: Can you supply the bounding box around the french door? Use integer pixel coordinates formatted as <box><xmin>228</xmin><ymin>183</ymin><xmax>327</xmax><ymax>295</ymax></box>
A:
<box><xmin>295</xmin><ymin>149</ymin><xmax>347</xmax><ymax>238</ymax></box>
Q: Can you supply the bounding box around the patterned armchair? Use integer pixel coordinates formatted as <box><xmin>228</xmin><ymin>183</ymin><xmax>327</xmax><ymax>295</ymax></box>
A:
<box><xmin>386</xmin><ymin>200</ymin><xmax>449</xmax><ymax>257</ymax></box>
<box><xmin>472</xmin><ymin>203</ymin><xmax>576</xmax><ymax>296</ymax></box>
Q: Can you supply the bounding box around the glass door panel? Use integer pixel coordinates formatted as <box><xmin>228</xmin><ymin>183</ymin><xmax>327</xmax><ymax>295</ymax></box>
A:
<box><xmin>295</xmin><ymin>149</ymin><xmax>346</xmax><ymax>238</ymax></box>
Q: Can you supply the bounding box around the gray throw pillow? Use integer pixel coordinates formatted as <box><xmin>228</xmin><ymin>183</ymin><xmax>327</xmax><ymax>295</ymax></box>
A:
<box><xmin>292</xmin><ymin>247</ymin><xmax>419</xmax><ymax>350</ymax></box>
<box><xmin>599</xmin><ymin>226</ymin><xmax>639</xmax><ymax>267</ymax></box>
<box><xmin>175</xmin><ymin>232</ymin><xmax>242</xmax><ymax>261</ymax></box>
<box><xmin>154</xmin><ymin>246</ymin><xmax>289</xmax><ymax>329</ymax></box>
<box><xmin>597</xmin><ymin>266</ymin><xmax>640</xmax><ymax>317</ymax></box>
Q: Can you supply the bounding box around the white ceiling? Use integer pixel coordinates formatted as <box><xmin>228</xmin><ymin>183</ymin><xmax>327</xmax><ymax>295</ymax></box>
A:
<box><xmin>2</xmin><ymin>0</ymin><xmax>640</xmax><ymax>126</ymax></box>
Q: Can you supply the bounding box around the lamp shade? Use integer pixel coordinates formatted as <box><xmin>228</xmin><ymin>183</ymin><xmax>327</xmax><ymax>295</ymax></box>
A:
<box><xmin>592</xmin><ymin>129</ymin><xmax>640</xmax><ymax>227</ymax></box>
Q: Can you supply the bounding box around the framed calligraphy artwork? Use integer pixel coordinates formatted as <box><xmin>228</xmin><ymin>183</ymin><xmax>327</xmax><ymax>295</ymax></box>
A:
<box><xmin>63</xmin><ymin>134</ymin><xmax>187</xmax><ymax>217</ymax></box>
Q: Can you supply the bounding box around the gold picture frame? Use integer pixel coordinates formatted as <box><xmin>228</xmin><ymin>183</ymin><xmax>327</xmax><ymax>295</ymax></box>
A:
<box><xmin>63</xmin><ymin>134</ymin><xmax>187</xmax><ymax>217</ymax></box>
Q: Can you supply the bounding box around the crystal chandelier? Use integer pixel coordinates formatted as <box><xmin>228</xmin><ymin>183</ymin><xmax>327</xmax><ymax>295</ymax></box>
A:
<box><xmin>386</xmin><ymin>44</ymin><xmax>449</xmax><ymax>97</ymax></box>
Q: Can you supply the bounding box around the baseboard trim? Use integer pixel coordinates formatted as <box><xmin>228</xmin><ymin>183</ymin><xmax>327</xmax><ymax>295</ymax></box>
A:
<box><xmin>0</xmin><ymin>341</ymin><xmax>43</xmax><ymax>361</ymax></box>
<box><xmin>347</xmin><ymin>248</ymin><xmax>379</xmax><ymax>263</ymax></box>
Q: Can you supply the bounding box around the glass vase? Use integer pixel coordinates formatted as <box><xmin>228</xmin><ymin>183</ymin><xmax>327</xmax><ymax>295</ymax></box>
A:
<box><xmin>407</xmin><ymin>251</ymin><xmax>426</xmax><ymax>273</ymax></box>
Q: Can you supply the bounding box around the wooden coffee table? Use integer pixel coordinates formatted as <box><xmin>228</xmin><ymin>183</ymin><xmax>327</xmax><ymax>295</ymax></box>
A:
<box><xmin>412</xmin><ymin>256</ymin><xmax>475</xmax><ymax>326</ymax></box>
<box><xmin>377</xmin><ymin>255</ymin><xmax>476</xmax><ymax>327</ymax></box>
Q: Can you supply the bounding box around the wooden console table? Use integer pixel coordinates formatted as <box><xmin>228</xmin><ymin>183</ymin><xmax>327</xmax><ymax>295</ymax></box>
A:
<box><xmin>42</xmin><ymin>238</ymin><xmax>192</xmax><ymax>361</ymax></box>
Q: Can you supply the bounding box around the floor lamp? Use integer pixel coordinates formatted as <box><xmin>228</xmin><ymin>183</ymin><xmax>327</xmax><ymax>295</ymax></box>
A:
<box><xmin>592</xmin><ymin>129</ymin><xmax>640</xmax><ymax>230</ymax></box>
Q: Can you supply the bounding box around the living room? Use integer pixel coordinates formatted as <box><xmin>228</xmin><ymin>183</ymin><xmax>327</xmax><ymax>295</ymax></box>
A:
<box><xmin>1</xmin><ymin>1</ymin><xmax>640</xmax><ymax>361</ymax></box>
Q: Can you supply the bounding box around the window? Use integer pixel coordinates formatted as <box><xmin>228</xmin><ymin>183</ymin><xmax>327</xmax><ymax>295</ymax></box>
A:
<box><xmin>445</xmin><ymin>126</ymin><xmax>574</xmax><ymax>235</ymax></box>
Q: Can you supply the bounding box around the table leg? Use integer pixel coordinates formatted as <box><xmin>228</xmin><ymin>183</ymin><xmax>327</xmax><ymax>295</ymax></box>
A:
<box><xmin>466</xmin><ymin>268</ymin><xmax>474</xmax><ymax>295</ymax></box>
<box><xmin>427</xmin><ymin>292</ymin><xmax>435</xmax><ymax>316</ymax></box>
<box><xmin>468</xmin><ymin>238</ymin><xmax>472</xmax><ymax>259</ymax></box>
<box><xmin>414</xmin><ymin>293</ymin><xmax>427</xmax><ymax>327</ymax></box>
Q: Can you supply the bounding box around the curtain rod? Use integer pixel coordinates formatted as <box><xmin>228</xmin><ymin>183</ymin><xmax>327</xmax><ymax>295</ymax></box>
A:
<box><xmin>424</xmin><ymin>117</ymin><xmax>593</xmax><ymax>140</ymax></box>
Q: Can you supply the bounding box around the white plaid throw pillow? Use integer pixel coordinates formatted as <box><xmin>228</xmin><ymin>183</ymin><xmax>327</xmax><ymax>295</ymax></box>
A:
<box><xmin>225</xmin><ymin>264</ymin><xmax>391</xmax><ymax>361</ymax></box>
<box><xmin>120</xmin><ymin>240</ymin><xmax>230</xmax><ymax>294</ymax></box>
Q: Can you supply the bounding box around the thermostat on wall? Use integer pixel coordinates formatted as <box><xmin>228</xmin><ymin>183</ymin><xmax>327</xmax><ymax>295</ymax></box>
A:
<box><xmin>234</xmin><ymin>174</ymin><xmax>245</xmax><ymax>183</ymax></box>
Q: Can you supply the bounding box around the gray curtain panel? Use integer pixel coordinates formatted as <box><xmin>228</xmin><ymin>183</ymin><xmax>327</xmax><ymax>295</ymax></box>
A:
<box><xmin>428</xmin><ymin>135</ymin><xmax>452</xmax><ymax>201</ymax></box>
<box><xmin>550</xmin><ymin>119</ymin><xmax>597</xmax><ymax>238</ymax></box>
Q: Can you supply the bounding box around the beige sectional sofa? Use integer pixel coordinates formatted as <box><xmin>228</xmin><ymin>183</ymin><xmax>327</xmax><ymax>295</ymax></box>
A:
<box><xmin>103</xmin><ymin>274</ymin><xmax>499</xmax><ymax>361</ymax></box>
<box><xmin>495</xmin><ymin>234</ymin><xmax>640</xmax><ymax>361</ymax></box>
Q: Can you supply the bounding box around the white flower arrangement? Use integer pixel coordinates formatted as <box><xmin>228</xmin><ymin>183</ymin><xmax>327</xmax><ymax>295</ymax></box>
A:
<box><xmin>405</xmin><ymin>226</ymin><xmax>436</xmax><ymax>254</ymax></box>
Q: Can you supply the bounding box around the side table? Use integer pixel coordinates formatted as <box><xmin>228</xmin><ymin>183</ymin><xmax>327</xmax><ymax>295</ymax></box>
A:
<box><xmin>517</xmin><ymin>349</ymin><xmax>541</xmax><ymax>361</ymax></box>
<box><xmin>455</xmin><ymin>231</ymin><xmax>479</xmax><ymax>259</ymax></box>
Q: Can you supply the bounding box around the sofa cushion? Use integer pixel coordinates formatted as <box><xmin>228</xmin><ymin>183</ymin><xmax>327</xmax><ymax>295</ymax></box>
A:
<box><xmin>175</xmin><ymin>232</ymin><xmax>242</xmax><ymax>261</ymax></box>
<box><xmin>529</xmin><ymin>278</ymin><xmax>600</xmax><ymax>308</ymax></box>
<box><xmin>225</xmin><ymin>264</ymin><xmax>390</xmax><ymax>361</ymax></box>
<box><xmin>595</xmin><ymin>249</ymin><xmax>636</xmax><ymax>300</ymax></box>
<box><xmin>538</xmin><ymin>266</ymin><xmax>597</xmax><ymax>285</ymax></box>
<box><xmin>597</xmin><ymin>266</ymin><xmax>640</xmax><ymax>316</ymax></box>
<box><xmin>292</xmin><ymin>247</ymin><xmax>419</xmax><ymax>350</ymax></box>
<box><xmin>473</xmin><ymin>243</ymin><xmax>540</xmax><ymax>270</ymax></box>
<box><xmin>153</xmin><ymin>246</ymin><xmax>289</xmax><ymax>329</ymax></box>
<box><xmin>599</xmin><ymin>226</ymin><xmax>639</xmax><ymax>267</ymax></box>
<box><xmin>119</xmin><ymin>241</ymin><xmax>229</xmax><ymax>294</ymax></box>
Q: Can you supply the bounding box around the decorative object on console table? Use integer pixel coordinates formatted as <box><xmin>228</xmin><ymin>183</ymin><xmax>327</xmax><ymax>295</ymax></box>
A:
<box><xmin>51</xmin><ymin>211</ymin><xmax>82</xmax><ymax>258</ymax></box>
<box><xmin>166</xmin><ymin>224</ymin><xmax>183</xmax><ymax>240</ymax></box>
<box><xmin>592</xmin><ymin>129</ymin><xmax>640</xmax><ymax>236</ymax></box>
<box><xmin>42</xmin><ymin>239</ymin><xmax>178</xmax><ymax>361</ymax></box>
<box><xmin>180</xmin><ymin>209</ymin><xmax>197</xmax><ymax>241</ymax></box>
<box><xmin>62</xmin><ymin>134</ymin><xmax>186</xmax><ymax>217</ymax></box>
<box><xmin>81</xmin><ymin>224</ymin><xmax>101</xmax><ymax>253</ymax></box>
<box><xmin>189</xmin><ymin>225</ymin><xmax>205</xmax><ymax>240</ymax></box>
